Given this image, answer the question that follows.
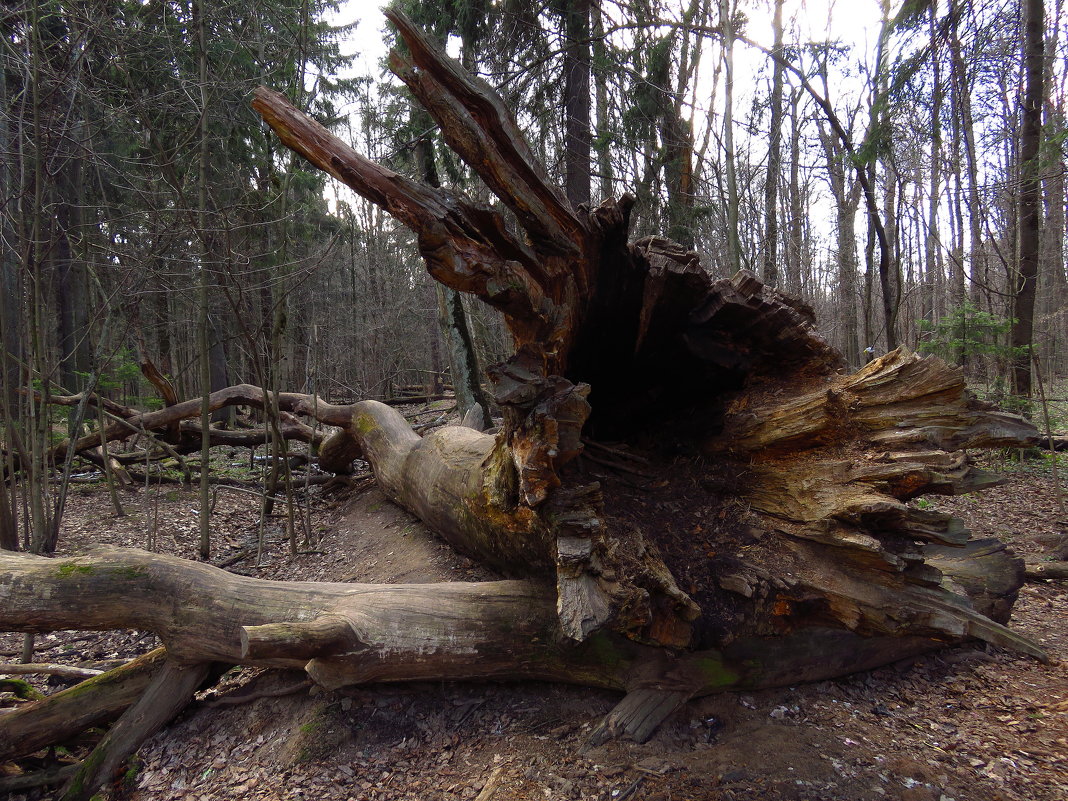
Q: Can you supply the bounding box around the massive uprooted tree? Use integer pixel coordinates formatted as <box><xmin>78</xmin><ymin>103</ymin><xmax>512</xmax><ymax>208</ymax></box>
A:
<box><xmin>0</xmin><ymin>10</ymin><xmax>1049</xmax><ymax>799</ymax></box>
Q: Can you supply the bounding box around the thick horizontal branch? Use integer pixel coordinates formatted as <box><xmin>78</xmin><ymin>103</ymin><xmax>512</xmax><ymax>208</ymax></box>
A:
<box><xmin>0</xmin><ymin>662</ymin><xmax>102</xmax><ymax>680</ymax></box>
<box><xmin>0</xmin><ymin>547</ymin><xmax>1045</xmax><ymax>700</ymax></box>
<box><xmin>0</xmin><ymin>547</ymin><xmax>586</xmax><ymax>688</ymax></box>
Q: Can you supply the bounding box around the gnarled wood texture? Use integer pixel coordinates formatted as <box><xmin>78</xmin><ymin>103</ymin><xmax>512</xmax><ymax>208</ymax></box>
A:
<box><xmin>251</xmin><ymin>14</ymin><xmax>1041</xmax><ymax>659</ymax></box>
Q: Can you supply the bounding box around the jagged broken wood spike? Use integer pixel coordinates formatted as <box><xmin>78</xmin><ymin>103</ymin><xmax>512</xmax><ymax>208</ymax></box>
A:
<box><xmin>385</xmin><ymin>7</ymin><xmax>586</xmax><ymax>257</ymax></box>
<box><xmin>251</xmin><ymin>85</ymin><xmax>555</xmax><ymax>344</ymax></box>
<box><xmin>585</xmin><ymin>688</ymin><xmax>694</xmax><ymax>747</ymax></box>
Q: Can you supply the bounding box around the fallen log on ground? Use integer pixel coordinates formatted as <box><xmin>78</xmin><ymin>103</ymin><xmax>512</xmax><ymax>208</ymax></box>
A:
<box><xmin>41</xmin><ymin>385</ymin><xmax>351</xmax><ymax>460</ymax></box>
<box><xmin>6</xmin><ymin>388</ymin><xmax>354</xmax><ymax>482</ymax></box>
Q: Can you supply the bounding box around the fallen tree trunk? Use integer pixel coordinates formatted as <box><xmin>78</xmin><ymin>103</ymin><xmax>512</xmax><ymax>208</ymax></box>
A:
<box><xmin>1024</xmin><ymin>561</ymin><xmax>1068</xmax><ymax>580</ymax></box>
<box><xmin>0</xmin><ymin>545</ymin><xmax>1042</xmax><ymax>699</ymax></box>
<box><xmin>0</xmin><ymin>9</ymin><xmax>1052</xmax><ymax>796</ymax></box>
<box><xmin>249</xmin><ymin>8</ymin><xmax>1042</xmax><ymax>656</ymax></box>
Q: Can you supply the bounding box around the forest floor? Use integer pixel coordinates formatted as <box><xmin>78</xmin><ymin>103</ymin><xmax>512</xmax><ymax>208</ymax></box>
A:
<box><xmin>2</xmin><ymin>443</ymin><xmax>1067</xmax><ymax>801</ymax></box>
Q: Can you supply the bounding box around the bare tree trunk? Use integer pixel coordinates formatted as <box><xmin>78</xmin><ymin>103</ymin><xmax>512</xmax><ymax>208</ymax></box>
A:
<box><xmin>924</xmin><ymin>1</ymin><xmax>945</xmax><ymax>331</ymax></box>
<box><xmin>194</xmin><ymin>0</ymin><xmax>213</xmax><ymax>558</ymax></box>
<box><xmin>563</xmin><ymin>0</ymin><xmax>591</xmax><ymax>209</ymax></box>
<box><xmin>720</xmin><ymin>0</ymin><xmax>741</xmax><ymax>272</ymax></box>
<box><xmin>950</xmin><ymin>1</ymin><xmax>986</xmax><ymax>313</ymax></box>
<box><xmin>819</xmin><ymin>120</ymin><xmax>862</xmax><ymax>366</ymax></box>
<box><xmin>762</xmin><ymin>0</ymin><xmax>785</xmax><ymax>287</ymax></box>
<box><xmin>1040</xmin><ymin>0</ymin><xmax>1066</xmax><ymax>324</ymax></box>
<box><xmin>786</xmin><ymin>89</ymin><xmax>805</xmax><ymax>295</ymax></box>
<box><xmin>1011</xmin><ymin>0</ymin><xmax>1045</xmax><ymax>396</ymax></box>
<box><xmin>591</xmin><ymin>2</ymin><xmax>613</xmax><ymax>201</ymax></box>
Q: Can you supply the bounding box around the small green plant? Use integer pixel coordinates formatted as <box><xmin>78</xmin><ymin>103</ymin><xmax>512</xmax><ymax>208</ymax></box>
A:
<box><xmin>75</xmin><ymin>346</ymin><xmax>144</xmax><ymax>400</ymax></box>
<box><xmin>122</xmin><ymin>756</ymin><xmax>143</xmax><ymax>787</ymax></box>
<box><xmin>918</xmin><ymin>301</ymin><xmax>1018</xmax><ymax>362</ymax></box>
<box><xmin>55</xmin><ymin>562</ymin><xmax>94</xmax><ymax>577</ymax></box>
<box><xmin>918</xmin><ymin>302</ymin><xmax>1029</xmax><ymax>393</ymax></box>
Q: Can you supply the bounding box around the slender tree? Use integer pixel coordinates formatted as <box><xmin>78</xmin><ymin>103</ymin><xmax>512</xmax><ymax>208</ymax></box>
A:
<box><xmin>1011</xmin><ymin>0</ymin><xmax>1046</xmax><ymax>396</ymax></box>
<box><xmin>762</xmin><ymin>0</ymin><xmax>785</xmax><ymax>286</ymax></box>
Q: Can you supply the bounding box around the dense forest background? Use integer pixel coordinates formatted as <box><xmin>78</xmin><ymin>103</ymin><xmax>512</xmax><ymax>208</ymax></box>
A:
<box><xmin>1</xmin><ymin>0</ymin><xmax>1065</xmax><ymax>487</ymax></box>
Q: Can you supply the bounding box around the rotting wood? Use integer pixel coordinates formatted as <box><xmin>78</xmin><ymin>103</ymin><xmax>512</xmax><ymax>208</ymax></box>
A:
<box><xmin>585</xmin><ymin>688</ymin><xmax>693</xmax><ymax>746</ymax></box>
<box><xmin>251</xmin><ymin>34</ymin><xmax>1042</xmax><ymax>659</ymax></box>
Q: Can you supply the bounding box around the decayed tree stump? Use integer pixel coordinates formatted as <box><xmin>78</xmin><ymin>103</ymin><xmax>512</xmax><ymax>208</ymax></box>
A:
<box><xmin>247</xmin><ymin>8</ymin><xmax>1043</xmax><ymax>656</ymax></box>
<box><xmin>0</xmin><ymin>9</ymin><xmax>1049</xmax><ymax>798</ymax></box>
